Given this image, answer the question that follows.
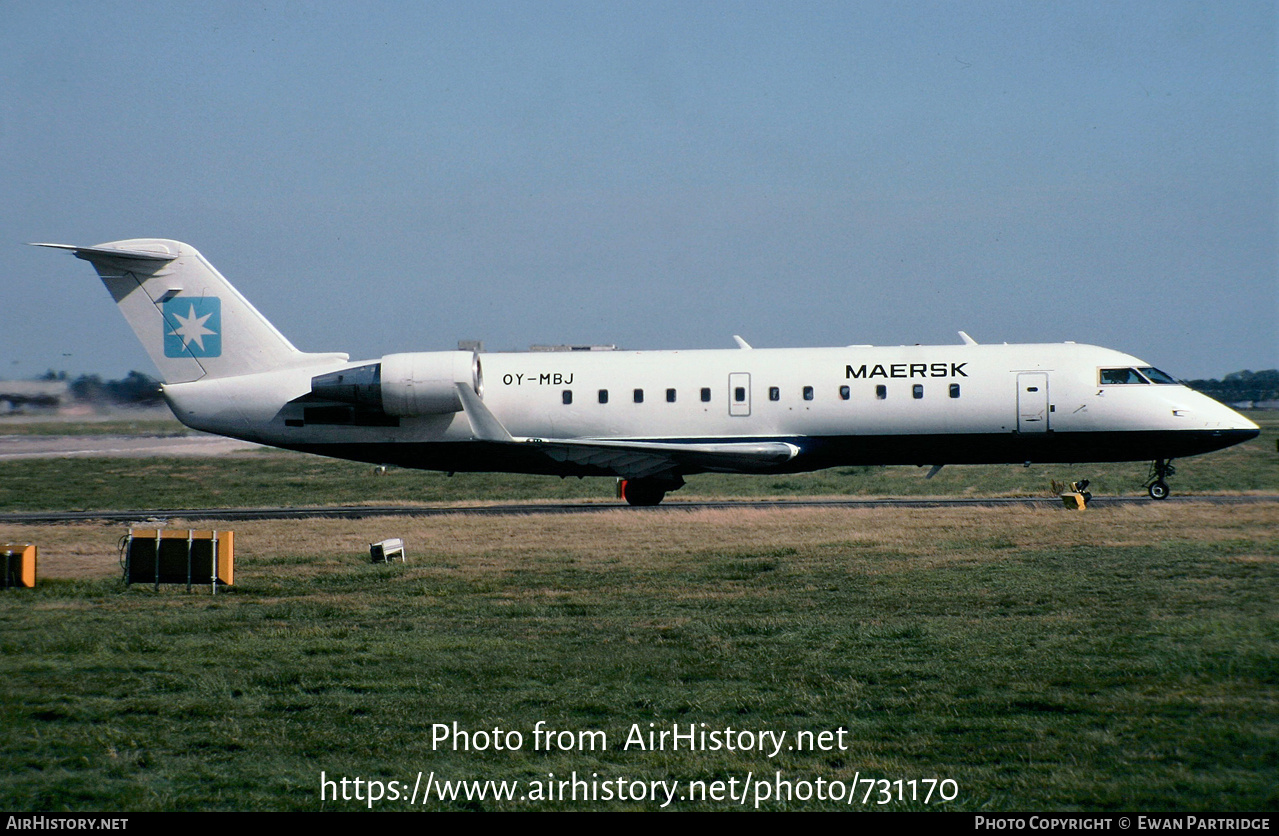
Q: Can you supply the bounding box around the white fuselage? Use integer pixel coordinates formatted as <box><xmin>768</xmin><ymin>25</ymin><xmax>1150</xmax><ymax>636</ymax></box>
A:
<box><xmin>163</xmin><ymin>340</ymin><xmax>1257</xmax><ymax>474</ymax></box>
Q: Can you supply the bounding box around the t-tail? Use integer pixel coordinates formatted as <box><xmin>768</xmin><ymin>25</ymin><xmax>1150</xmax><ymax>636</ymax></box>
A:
<box><xmin>33</xmin><ymin>239</ymin><xmax>344</xmax><ymax>383</ymax></box>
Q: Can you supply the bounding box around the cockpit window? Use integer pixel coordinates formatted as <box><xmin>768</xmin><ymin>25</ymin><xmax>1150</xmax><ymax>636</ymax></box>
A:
<box><xmin>1138</xmin><ymin>367</ymin><xmax>1179</xmax><ymax>384</ymax></box>
<box><xmin>1099</xmin><ymin>368</ymin><xmax>1149</xmax><ymax>385</ymax></box>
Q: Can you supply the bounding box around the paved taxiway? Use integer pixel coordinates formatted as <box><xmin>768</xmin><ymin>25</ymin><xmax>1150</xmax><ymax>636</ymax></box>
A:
<box><xmin>0</xmin><ymin>433</ymin><xmax>261</xmax><ymax>460</ymax></box>
<box><xmin>1</xmin><ymin>495</ymin><xmax>1276</xmax><ymax>525</ymax></box>
<box><xmin>3</xmin><ymin>429</ymin><xmax>1274</xmax><ymax>523</ymax></box>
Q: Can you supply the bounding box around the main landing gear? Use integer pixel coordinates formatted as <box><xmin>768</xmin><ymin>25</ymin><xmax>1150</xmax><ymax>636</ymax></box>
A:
<box><xmin>618</xmin><ymin>476</ymin><xmax>684</xmax><ymax>507</ymax></box>
<box><xmin>1144</xmin><ymin>459</ymin><xmax>1176</xmax><ymax>500</ymax></box>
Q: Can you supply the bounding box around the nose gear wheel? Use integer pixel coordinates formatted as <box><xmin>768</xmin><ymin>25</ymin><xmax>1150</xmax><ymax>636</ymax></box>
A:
<box><xmin>1144</xmin><ymin>459</ymin><xmax>1176</xmax><ymax>500</ymax></box>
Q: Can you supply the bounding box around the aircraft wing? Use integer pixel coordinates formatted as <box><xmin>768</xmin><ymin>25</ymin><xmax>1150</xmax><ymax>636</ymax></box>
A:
<box><xmin>528</xmin><ymin>437</ymin><xmax>801</xmax><ymax>480</ymax></box>
<box><xmin>453</xmin><ymin>382</ymin><xmax>800</xmax><ymax>479</ymax></box>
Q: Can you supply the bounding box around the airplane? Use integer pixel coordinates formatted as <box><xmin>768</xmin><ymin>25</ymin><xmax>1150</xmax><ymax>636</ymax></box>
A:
<box><xmin>35</xmin><ymin>238</ymin><xmax>1260</xmax><ymax>505</ymax></box>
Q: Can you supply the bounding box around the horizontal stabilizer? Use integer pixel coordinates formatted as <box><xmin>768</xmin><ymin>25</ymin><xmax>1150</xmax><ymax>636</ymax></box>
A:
<box><xmin>31</xmin><ymin>242</ymin><xmax>179</xmax><ymax>263</ymax></box>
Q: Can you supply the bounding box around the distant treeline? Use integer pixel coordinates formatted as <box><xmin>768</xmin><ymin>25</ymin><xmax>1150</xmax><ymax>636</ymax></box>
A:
<box><xmin>1183</xmin><ymin>369</ymin><xmax>1279</xmax><ymax>404</ymax></box>
<box><xmin>39</xmin><ymin>369</ymin><xmax>163</xmax><ymax>406</ymax></box>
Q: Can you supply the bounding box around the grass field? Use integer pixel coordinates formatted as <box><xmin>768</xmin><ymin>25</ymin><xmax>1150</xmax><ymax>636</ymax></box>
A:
<box><xmin>2</xmin><ymin>504</ymin><xmax>1276</xmax><ymax>811</ymax></box>
<box><xmin>0</xmin><ymin>413</ymin><xmax>1276</xmax><ymax>811</ymax></box>
<box><xmin>0</xmin><ymin>412</ymin><xmax>1275</xmax><ymax>512</ymax></box>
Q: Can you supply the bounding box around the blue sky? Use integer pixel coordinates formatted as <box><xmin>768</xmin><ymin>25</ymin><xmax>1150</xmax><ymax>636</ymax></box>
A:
<box><xmin>2</xmin><ymin>1</ymin><xmax>1274</xmax><ymax>380</ymax></box>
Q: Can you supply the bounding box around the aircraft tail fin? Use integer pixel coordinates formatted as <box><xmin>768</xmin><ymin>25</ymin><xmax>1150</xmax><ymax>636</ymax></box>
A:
<box><xmin>35</xmin><ymin>239</ymin><xmax>343</xmax><ymax>384</ymax></box>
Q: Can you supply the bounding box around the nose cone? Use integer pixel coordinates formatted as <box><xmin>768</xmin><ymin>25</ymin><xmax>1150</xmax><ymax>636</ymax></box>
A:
<box><xmin>1186</xmin><ymin>391</ymin><xmax>1261</xmax><ymax>449</ymax></box>
<box><xmin>1236</xmin><ymin>413</ymin><xmax>1262</xmax><ymax>433</ymax></box>
<box><xmin>1202</xmin><ymin>394</ymin><xmax>1260</xmax><ymax>433</ymax></box>
<box><xmin>1148</xmin><ymin>388</ymin><xmax>1260</xmax><ymax>458</ymax></box>
<box><xmin>1215</xmin><ymin>425</ymin><xmax>1262</xmax><ymax>453</ymax></box>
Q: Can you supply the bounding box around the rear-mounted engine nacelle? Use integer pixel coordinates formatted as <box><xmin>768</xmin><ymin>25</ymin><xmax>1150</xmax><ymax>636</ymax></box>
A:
<box><xmin>381</xmin><ymin>351</ymin><xmax>481</xmax><ymax>415</ymax></box>
<box><xmin>310</xmin><ymin>351</ymin><xmax>481</xmax><ymax>416</ymax></box>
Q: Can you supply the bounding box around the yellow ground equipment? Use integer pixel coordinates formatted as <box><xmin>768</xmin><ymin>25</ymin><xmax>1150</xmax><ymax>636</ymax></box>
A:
<box><xmin>1060</xmin><ymin>480</ymin><xmax>1092</xmax><ymax>510</ymax></box>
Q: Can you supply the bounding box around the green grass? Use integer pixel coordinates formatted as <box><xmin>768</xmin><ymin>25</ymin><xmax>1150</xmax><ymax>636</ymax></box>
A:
<box><xmin>0</xmin><ymin>414</ymin><xmax>1275</xmax><ymax>810</ymax></box>
<box><xmin>0</xmin><ymin>505</ymin><xmax>1275</xmax><ymax>810</ymax></box>
<box><xmin>0</xmin><ymin>413</ymin><xmax>189</xmax><ymax>437</ymax></box>
<box><xmin>0</xmin><ymin>412</ymin><xmax>1275</xmax><ymax>512</ymax></box>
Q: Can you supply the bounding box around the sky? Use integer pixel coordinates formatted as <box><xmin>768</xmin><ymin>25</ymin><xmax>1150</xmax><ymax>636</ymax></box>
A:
<box><xmin>2</xmin><ymin>1</ymin><xmax>1275</xmax><ymax>381</ymax></box>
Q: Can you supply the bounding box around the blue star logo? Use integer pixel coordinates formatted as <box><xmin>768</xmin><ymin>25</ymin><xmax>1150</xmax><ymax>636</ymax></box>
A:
<box><xmin>163</xmin><ymin>297</ymin><xmax>221</xmax><ymax>358</ymax></box>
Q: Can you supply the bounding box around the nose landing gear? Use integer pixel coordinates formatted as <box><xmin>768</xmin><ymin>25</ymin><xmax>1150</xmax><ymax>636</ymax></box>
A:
<box><xmin>1144</xmin><ymin>459</ymin><xmax>1176</xmax><ymax>500</ymax></box>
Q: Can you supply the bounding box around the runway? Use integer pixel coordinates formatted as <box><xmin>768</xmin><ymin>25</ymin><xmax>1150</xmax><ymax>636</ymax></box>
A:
<box><xmin>2</xmin><ymin>428</ymin><xmax>1274</xmax><ymax>523</ymax></box>
<box><xmin>1</xmin><ymin>494</ymin><xmax>1275</xmax><ymax>524</ymax></box>
<box><xmin>0</xmin><ymin>433</ymin><xmax>261</xmax><ymax>460</ymax></box>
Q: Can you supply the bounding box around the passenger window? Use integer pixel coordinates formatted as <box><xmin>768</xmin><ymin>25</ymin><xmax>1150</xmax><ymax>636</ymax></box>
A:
<box><xmin>562</xmin><ymin>390</ymin><xmax>573</xmax><ymax>405</ymax></box>
<box><xmin>598</xmin><ymin>389</ymin><xmax>608</xmax><ymax>404</ymax></box>
<box><xmin>701</xmin><ymin>388</ymin><xmax>711</xmax><ymax>403</ymax></box>
<box><xmin>949</xmin><ymin>383</ymin><xmax>960</xmax><ymax>399</ymax></box>
<box><xmin>876</xmin><ymin>385</ymin><xmax>887</xmax><ymax>400</ymax></box>
<box><xmin>769</xmin><ymin>387</ymin><xmax>780</xmax><ymax>401</ymax></box>
<box><xmin>803</xmin><ymin>386</ymin><xmax>814</xmax><ymax>401</ymax></box>
<box><xmin>666</xmin><ymin>388</ymin><xmax>676</xmax><ymax>403</ymax></box>
<box><xmin>839</xmin><ymin>385</ymin><xmax>850</xmax><ymax>400</ymax></box>
<box><xmin>633</xmin><ymin>389</ymin><xmax>643</xmax><ymax>403</ymax></box>
<box><xmin>913</xmin><ymin>384</ymin><xmax>923</xmax><ymax>399</ymax></box>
